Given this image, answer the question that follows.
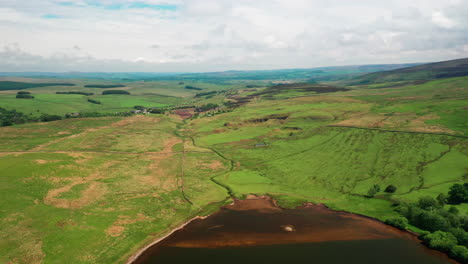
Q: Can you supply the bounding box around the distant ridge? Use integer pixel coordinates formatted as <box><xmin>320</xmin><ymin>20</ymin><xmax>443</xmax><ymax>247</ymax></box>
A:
<box><xmin>0</xmin><ymin>63</ymin><xmax>419</xmax><ymax>81</ymax></box>
<box><xmin>346</xmin><ymin>57</ymin><xmax>468</xmax><ymax>85</ymax></box>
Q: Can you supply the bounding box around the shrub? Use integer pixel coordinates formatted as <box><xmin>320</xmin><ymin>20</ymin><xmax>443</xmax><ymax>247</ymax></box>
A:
<box><xmin>384</xmin><ymin>217</ymin><xmax>408</xmax><ymax>230</ymax></box>
<box><xmin>367</xmin><ymin>184</ymin><xmax>381</xmax><ymax>197</ymax></box>
<box><xmin>17</xmin><ymin>91</ymin><xmax>31</xmax><ymax>95</ymax></box>
<box><xmin>40</xmin><ymin>114</ymin><xmax>62</xmax><ymax>122</ymax></box>
<box><xmin>422</xmin><ymin>231</ymin><xmax>458</xmax><ymax>252</ymax></box>
<box><xmin>87</xmin><ymin>98</ymin><xmax>101</xmax><ymax>104</ymax></box>
<box><xmin>448</xmin><ymin>206</ymin><xmax>459</xmax><ymax>215</ymax></box>
<box><xmin>384</xmin><ymin>185</ymin><xmax>397</xmax><ymax>193</ymax></box>
<box><xmin>450</xmin><ymin>245</ymin><xmax>468</xmax><ymax>262</ymax></box>
<box><xmin>16</xmin><ymin>94</ymin><xmax>34</xmax><ymax>99</ymax></box>
<box><xmin>149</xmin><ymin>108</ymin><xmax>165</xmax><ymax>114</ymax></box>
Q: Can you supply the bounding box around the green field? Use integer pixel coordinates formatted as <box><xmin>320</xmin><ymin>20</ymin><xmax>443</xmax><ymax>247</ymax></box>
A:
<box><xmin>0</xmin><ymin>70</ymin><xmax>467</xmax><ymax>263</ymax></box>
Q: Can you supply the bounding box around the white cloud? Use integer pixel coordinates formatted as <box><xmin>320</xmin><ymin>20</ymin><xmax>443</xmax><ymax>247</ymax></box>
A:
<box><xmin>431</xmin><ymin>11</ymin><xmax>457</xmax><ymax>29</ymax></box>
<box><xmin>0</xmin><ymin>0</ymin><xmax>467</xmax><ymax>72</ymax></box>
<box><xmin>0</xmin><ymin>8</ymin><xmax>24</xmax><ymax>22</ymax></box>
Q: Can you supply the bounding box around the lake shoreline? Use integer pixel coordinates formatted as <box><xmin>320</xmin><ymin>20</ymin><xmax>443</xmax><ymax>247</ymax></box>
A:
<box><xmin>126</xmin><ymin>195</ymin><xmax>459</xmax><ymax>264</ymax></box>
<box><xmin>126</xmin><ymin>215</ymin><xmax>209</xmax><ymax>264</ymax></box>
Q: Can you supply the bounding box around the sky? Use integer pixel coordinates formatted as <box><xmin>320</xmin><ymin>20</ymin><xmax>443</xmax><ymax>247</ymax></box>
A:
<box><xmin>0</xmin><ymin>0</ymin><xmax>467</xmax><ymax>72</ymax></box>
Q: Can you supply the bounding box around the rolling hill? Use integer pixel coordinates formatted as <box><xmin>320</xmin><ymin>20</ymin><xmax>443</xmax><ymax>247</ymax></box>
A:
<box><xmin>346</xmin><ymin>57</ymin><xmax>468</xmax><ymax>85</ymax></box>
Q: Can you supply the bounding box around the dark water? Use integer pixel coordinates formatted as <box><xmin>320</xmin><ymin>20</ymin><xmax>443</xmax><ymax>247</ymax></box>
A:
<box><xmin>133</xmin><ymin>199</ymin><xmax>455</xmax><ymax>264</ymax></box>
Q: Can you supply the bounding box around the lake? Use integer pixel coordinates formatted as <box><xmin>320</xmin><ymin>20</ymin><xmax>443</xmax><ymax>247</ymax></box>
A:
<box><xmin>131</xmin><ymin>197</ymin><xmax>455</xmax><ymax>264</ymax></box>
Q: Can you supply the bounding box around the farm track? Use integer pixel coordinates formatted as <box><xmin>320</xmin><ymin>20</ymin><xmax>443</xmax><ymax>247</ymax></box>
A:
<box><xmin>178</xmin><ymin>138</ymin><xmax>193</xmax><ymax>205</ymax></box>
<box><xmin>186</xmin><ymin>135</ymin><xmax>235</xmax><ymax>198</ymax></box>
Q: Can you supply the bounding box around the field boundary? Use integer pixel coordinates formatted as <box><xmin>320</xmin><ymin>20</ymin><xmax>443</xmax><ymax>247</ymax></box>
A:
<box><xmin>327</xmin><ymin>125</ymin><xmax>468</xmax><ymax>139</ymax></box>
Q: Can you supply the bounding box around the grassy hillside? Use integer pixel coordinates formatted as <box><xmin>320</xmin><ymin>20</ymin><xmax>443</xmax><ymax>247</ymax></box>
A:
<box><xmin>0</xmin><ymin>116</ymin><xmax>229</xmax><ymax>264</ymax></box>
<box><xmin>346</xmin><ymin>57</ymin><xmax>468</xmax><ymax>85</ymax></box>
<box><xmin>0</xmin><ymin>69</ymin><xmax>467</xmax><ymax>263</ymax></box>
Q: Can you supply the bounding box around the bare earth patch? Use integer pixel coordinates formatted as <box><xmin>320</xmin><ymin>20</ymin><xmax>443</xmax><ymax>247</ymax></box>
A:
<box><xmin>43</xmin><ymin>161</ymin><xmax>116</xmax><ymax>209</ymax></box>
<box><xmin>106</xmin><ymin>226</ymin><xmax>125</xmax><ymax>237</ymax></box>
<box><xmin>139</xmin><ymin>137</ymin><xmax>182</xmax><ymax>189</ymax></box>
<box><xmin>199</xmin><ymin>160</ymin><xmax>224</xmax><ymax>170</ymax></box>
<box><xmin>409</xmin><ymin>114</ymin><xmax>455</xmax><ymax>133</ymax></box>
<box><xmin>106</xmin><ymin>213</ymin><xmax>152</xmax><ymax>237</ymax></box>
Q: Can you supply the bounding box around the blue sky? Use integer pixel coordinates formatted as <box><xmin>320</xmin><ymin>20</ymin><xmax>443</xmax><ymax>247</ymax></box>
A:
<box><xmin>57</xmin><ymin>1</ymin><xmax>178</xmax><ymax>11</ymax></box>
<box><xmin>0</xmin><ymin>0</ymin><xmax>467</xmax><ymax>72</ymax></box>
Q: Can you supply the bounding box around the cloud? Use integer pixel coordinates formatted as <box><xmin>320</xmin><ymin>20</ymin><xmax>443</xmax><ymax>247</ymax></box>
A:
<box><xmin>432</xmin><ymin>11</ymin><xmax>457</xmax><ymax>29</ymax></box>
<box><xmin>0</xmin><ymin>0</ymin><xmax>467</xmax><ymax>72</ymax></box>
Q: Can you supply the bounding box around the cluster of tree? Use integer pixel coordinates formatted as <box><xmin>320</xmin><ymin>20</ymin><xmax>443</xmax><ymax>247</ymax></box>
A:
<box><xmin>87</xmin><ymin>98</ymin><xmax>101</xmax><ymax>104</ymax></box>
<box><xmin>185</xmin><ymin>85</ymin><xmax>203</xmax><ymax>91</ymax></box>
<box><xmin>195</xmin><ymin>103</ymin><xmax>219</xmax><ymax>112</ymax></box>
<box><xmin>16</xmin><ymin>91</ymin><xmax>34</xmax><ymax>99</ymax></box>
<box><xmin>0</xmin><ymin>107</ymin><xmax>64</xmax><ymax>126</ymax></box>
<box><xmin>0</xmin><ymin>81</ymin><xmax>74</xmax><ymax>91</ymax></box>
<box><xmin>223</xmin><ymin>101</ymin><xmax>236</xmax><ymax>108</ymax></box>
<box><xmin>102</xmin><ymin>90</ymin><xmax>130</xmax><ymax>95</ymax></box>
<box><xmin>0</xmin><ymin>107</ymin><xmax>32</xmax><ymax>126</ymax></box>
<box><xmin>384</xmin><ymin>184</ymin><xmax>468</xmax><ymax>262</ymax></box>
<box><xmin>366</xmin><ymin>184</ymin><xmax>397</xmax><ymax>197</ymax></box>
<box><xmin>84</xmin><ymin>84</ymin><xmax>125</xmax><ymax>88</ymax></box>
<box><xmin>195</xmin><ymin>91</ymin><xmax>218</xmax><ymax>98</ymax></box>
<box><xmin>39</xmin><ymin>114</ymin><xmax>62</xmax><ymax>122</ymax></box>
<box><xmin>56</xmin><ymin>91</ymin><xmax>94</xmax><ymax>96</ymax></box>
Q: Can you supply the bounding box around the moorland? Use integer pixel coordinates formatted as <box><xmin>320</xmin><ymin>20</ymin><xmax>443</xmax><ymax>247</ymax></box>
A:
<box><xmin>0</xmin><ymin>58</ymin><xmax>467</xmax><ymax>263</ymax></box>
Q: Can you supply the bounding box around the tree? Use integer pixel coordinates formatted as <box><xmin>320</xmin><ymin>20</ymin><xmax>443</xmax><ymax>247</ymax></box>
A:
<box><xmin>384</xmin><ymin>184</ymin><xmax>397</xmax><ymax>193</ymax></box>
<box><xmin>367</xmin><ymin>184</ymin><xmax>381</xmax><ymax>198</ymax></box>
<box><xmin>449</xmin><ymin>228</ymin><xmax>468</xmax><ymax>247</ymax></box>
<box><xmin>416</xmin><ymin>211</ymin><xmax>449</xmax><ymax>231</ymax></box>
<box><xmin>422</xmin><ymin>231</ymin><xmax>458</xmax><ymax>251</ymax></box>
<box><xmin>448</xmin><ymin>206</ymin><xmax>460</xmax><ymax>215</ymax></box>
<box><xmin>2</xmin><ymin>120</ymin><xmax>13</xmax><ymax>126</ymax></box>
<box><xmin>418</xmin><ymin>196</ymin><xmax>440</xmax><ymax>210</ymax></box>
<box><xmin>448</xmin><ymin>184</ymin><xmax>468</xmax><ymax>204</ymax></box>
<box><xmin>450</xmin><ymin>245</ymin><xmax>468</xmax><ymax>262</ymax></box>
<box><xmin>437</xmin><ymin>193</ymin><xmax>448</xmax><ymax>205</ymax></box>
